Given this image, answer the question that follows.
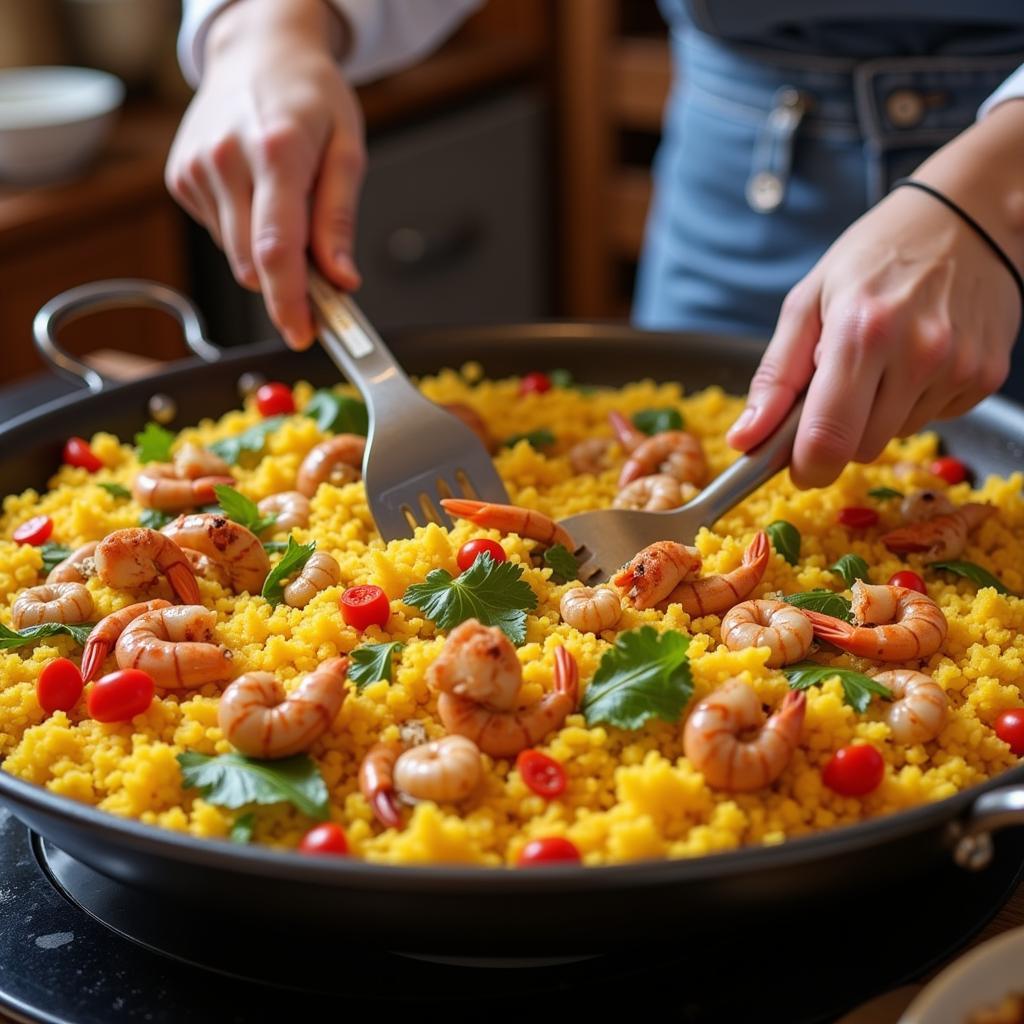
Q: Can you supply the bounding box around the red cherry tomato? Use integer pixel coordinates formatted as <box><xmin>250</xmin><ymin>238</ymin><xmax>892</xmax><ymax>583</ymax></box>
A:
<box><xmin>37</xmin><ymin>658</ymin><xmax>84</xmax><ymax>714</ymax></box>
<box><xmin>823</xmin><ymin>744</ymin><xmax>885</xmax><ymax>797</ymax></box>
<box><xmin>299</xmin><ymin>823</ymin><xmax>349</xmax><ymax>856</ymax></box>
<box><xmin>888</xmin><ymin>570</ymin><xmax>926</xmax><ymax>594</ymax></box>
<box><xmin>516</xmin><ymin>749</ymin><xmax>567</xmax><ymax>799</ymax></box>
<box><xmin>517</xmin><ymin>837</ymin><xmax>581</xmax><ymax>866</ymax></box>
<box><xmin>340</xmin><ymin>585</ymin><xmax>390</xmax><ymax>630</ymax></box>
<box><xmin>456</xmin><ymin>539</ymin><xmax>506</xmax><ymax>573</ymax></box>
<box><xmin>87</xmin><ymin>669</ymin><xmax>155</xmax><ymax>723</ymax></box>
<box><xmin>837</xmin><ymin>507</ymin><xmax>879</xmax><ymax>530</ymax></box>
<box><xmin>255</xmin><ymin>382</ymin><xmax>295</xmax><ymax>417</ymax></box>
<box><xmin>13</xmin><ymin>516</ymin><xmax>54</xmax><ymax>546</ymax></box>
<box><xmin>994</xmin><ymin>710</ymin><xmax>1024</xmax><ymax>756</ymax></box>
<box><xmin>62</xmin><ymin>437</ymin><xmax>102</xmax><ymax>473</ymax></box>
<box><xmin>930</xmin><ymin>456</ymin><xmax>968</xmax><ymax>485</ymax></box>
<box><xmin>518</xmin><ymin>372</ymin><xmax>552</xmax><ymax>396</ymax></box>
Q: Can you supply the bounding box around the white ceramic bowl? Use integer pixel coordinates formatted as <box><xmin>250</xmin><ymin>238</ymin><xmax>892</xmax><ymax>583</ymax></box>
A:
<box><xmin>0</xmin><ymin>66</ymin><xmax>125</xmax><ymax>184</ymax></box>
<box><xmin>900</xmin><ymin>926</ymin><xmax>1024</xmax><ymax>1023</ymax></box>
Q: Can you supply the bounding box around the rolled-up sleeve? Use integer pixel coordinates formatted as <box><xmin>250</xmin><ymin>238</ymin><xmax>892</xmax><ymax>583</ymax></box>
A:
<box><xmin>978</xmin><ymin>64</ymin><xmax>1024</xmax><ymax>118</ymax></box>
<box><xmin>179</xmin><ymin>0</ymin><xmax>482</xmax><ymax>88</ymax></box>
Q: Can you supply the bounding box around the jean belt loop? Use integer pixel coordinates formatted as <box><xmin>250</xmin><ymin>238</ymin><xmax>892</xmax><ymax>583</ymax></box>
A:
<box><xmin>745</xmin><ymin>86</ymin><xmax>812</xmax><ymax>214</ymax></box>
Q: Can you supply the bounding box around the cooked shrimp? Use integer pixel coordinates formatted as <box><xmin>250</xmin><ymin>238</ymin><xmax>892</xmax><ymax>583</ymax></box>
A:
<box><xmin>172</xmin><ymin>442</ymin><xmax>232</xmax><ymax>480</ymax></box>
<box><xmin>95</xmin><ymin>527</ymin><xmax>200</xmax><ymax>604</ymax></box>
<box><xmin>256</xmin><ymin>491</ymin><xmax>311</xmax><ymax>535</ymax></box>
<box><xmin>161</xmin><ymin>513</ymin><xmax>269</xmax><ymax>594</ymax></box>
<box><xmin>874</xmin><ymin>669</ymin><xmax>948</xmax><ymax>744</ymax></box>
<box><xmin>559</xmin><ymin>586</ymin><xmax>621</xmax><ymax>633</ymax></box>
<box><xmin>569</xmin><ymin>437</ymin><xmax>611</xmax><ymax>475</ymax></box>
<box><xmin>607</xmin><ymin>410</ymin><xmax>647</xmax><ymax>453</ymax></box>
<box><xmin>664</xmin><ymin>531</ymin><xmax>771</xmax><ymax>618</ymax></box>
<box><xmin>132</xmin><ymin>464</ymin><xmax>233</xmax><ymax>511</ymax></box>
<box><xmin>440</xmin><ymin>498</ymin><xmax>574</xmax><ymax>550</ymax></box>
<box><xmin>115</xmin><ymin>604</ymin><xmax>232</xmax><ymax>688</ymax></box>
<box><xmin>181</xmin><ymin>547</ymin><xmax>231</xmax><ymax>589</ymax></box>
<box><xmin>80</xmin><ymin>599</ymin><xmax>171</xmax><ymax>681</ymax></box>
<box><xmin>394</xmin><ymin>735</ymin><xmax>483</xmax><ymax>803</ymax></box>
<box><xmin>720</xmin><ymin>599</ymin><xmax>814</xmax><ymax>668</ymax></box>
<box><xmin>900</xmin><ymin>489</ymin><xmax>955</xmax><ymax>524</ymax></box>
<box><xmin>436</xmin><ymin>646</ymin><xmax>578</xmax><ymax>759</ymax></box>
<box><xmin>443</xmin><ymin>402</ymin><xmax>493</xmax><ymax>453</ymax></box>
<box><xmin>613</xmin><ymin>540</ymin><xmax>702</xmax><ymax>610</ymax></box>
<box><xmin>882</xmin><ymin>503</ymin><xmax>995</xmax><ymax>560</ymax></box>
<box><xmin>426</xmin><ymin>619</ymin><xmax>523</xmax><ymax>711</ymax></box>
<box><xmin>683</xmin><ymin>678</ymin><xmax>806</xmax><ymax>792</ymax></box>
<box><xmin>613</xmin><ymin>473</ymin><xmax>697</xmax><ymax>512</ymax></box>
<box><xmin>12</xmin><ymin>582</ymin><xmax>93</xmax><ymax>630</ymax></box>
<box><xmin>359</xmin><ymin>741</ymin><xmax>405</xmax><ymax>827</ymax></box>
<box><xmin>296</xmin><ymin>435</ymin><xmax>366</xmax><ymax>498</ymax></box>
<box><xmin>218</xmin><ymin>657</ymin><xmax>349</xmax><ymax>759</ymax></box>
<box><xmin>283</xmin><ymin>551</ymin><xmax>341</xmax><ymax>608</ymax></box>
<box><xmin>46</xmin><ymin>541</ymin><xmax>98</xmax><ymax>584</ymax></box>
<box><xmin>618</xmin><ymin>431</ymin><xmax>707</xmax><ymax>488</ymax></box>
<box><xmin>803</xmin><ymin>581</ymin><xmax>947</xmax><ymax>662</ymax></box>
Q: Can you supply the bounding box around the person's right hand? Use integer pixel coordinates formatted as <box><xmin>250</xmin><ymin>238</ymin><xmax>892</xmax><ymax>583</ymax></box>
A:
<box><xmin>166</xmin><ymin>0</ymin><xmax>365</xmax><ymax>350</ymax></box>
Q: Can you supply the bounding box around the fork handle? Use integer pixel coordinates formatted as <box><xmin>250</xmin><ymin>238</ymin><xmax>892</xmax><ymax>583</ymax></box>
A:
<box><xmin>674</xmin><ymin>397</ymin><xmax>805</xmax><ymax>529</ymax></box>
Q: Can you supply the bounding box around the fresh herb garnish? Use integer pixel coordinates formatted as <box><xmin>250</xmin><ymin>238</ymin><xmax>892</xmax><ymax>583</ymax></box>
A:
<box><xmin>830</xmin><ymin>553</ymin><xmax>870</xmax><ymax>588</ymax></box>
<box><xmin>98</xmin><ymin>482</ymin><xmax>131</xmax><ymax>499</ymax></box>
<box><xmin>262</xmin><ymin>540</ymin><xmax>290</xmax><ymax>553</ymax></box>
<box><xmin>928</xmin><ymin>560</ymin><xmax>1014</xmax><ymax>596</ymax></box>
<box><xmin>348</xmin><ymin>641</ymin><xmax>405</xmax><ymax>690</ymax></box>
<box><xmin>868</xmin><ymin>487</ymin><xmax>904</xmax><ymax>501</ymax></box>
<box><xmin>213</xmin><ymin>484</ymin><xmax>277</xmax><ymax>535</ymax></box>
<box><xmin>39</xmin><ymin>542</ymin><xmax>72</xmax><ymax>574</ymax></box>
<box><xmin>543</xmin><ymin>544</ymin><xmax>578</xmax><ymax>584</ymax></box>
<box><xmin>304</xmin><ymin>390</ymin><xmax>369</xmax><ymax>436</ymax></box>
<box><xmin>766</xmin><ymin>520</ymin><xmax>801</xmax><ymax>566</ymax></box>
<box><xmin>632</xmin><ymin>407</ymin><xmax>684</xmax><ymax>435</ymax></box>
<box><xmin>230</xmin><ymin>813</ymin><xmax>255</xmax><ymax>845</ymax></box>
<box><xmin>177</xmin><ymin>752</ymin><xmax>328</xmax><ymax>820</ymax></box>
<box><xmin>261</xmin><ymin>537</ymin><xmax>316</xmax><ymax>606</ymax></box>
<box><xmin>784</xmin><ymin>590</ymin><xmax>853</xmax><ymax>622</ymax></box>
<box><xmin>209</xmin><ymin>416</ymin><xmax>286</xmax><ymax>466</ymax></box>
<box><xmin>135</xmin><ymin>422</ymin><xmax>175</xmax><ymax>464</ymax></box>
<box><xmin>139</xmin><ymin>508</ymin><xmax>173</xmax><ymax>530</ymax></box>
<box><xmin>0</xmin><ymin>621</ymin><xmax>93</xmax><ymax>651</ymax></box>
<box><xmin>549</xmin><ymin>369</ymin><xmax>574</xmax><ymax>389</ymax></box>
<box><xmin>582</xmin><ymin>626</ymin><xmax>692</xmax><ymax>730</ymax></box>
<box><xmin>403</xmin><ymin>552</ymin><xmax>537</xmax><ymax>645</ymax></box>
<box><xmin>503</xmin><ymin>429</ymin><xmax>556</xmax><ymax>450</ymax></box>
<box><xmin>785</xmin><ymin>662</ymin><xmax>893</xmax><ymax>714</ymax></box>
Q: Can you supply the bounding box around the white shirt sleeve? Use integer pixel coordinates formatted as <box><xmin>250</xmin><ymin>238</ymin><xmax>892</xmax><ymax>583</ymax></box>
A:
<box><xmin>178</xmin><ymin>0</ymin><xmax>483</xmax><ymax>88</ymax></box>
<box><xmin>978</xmin><ymin>64</ymin><xmax>1024</xmax><ymax>118</ymax></box>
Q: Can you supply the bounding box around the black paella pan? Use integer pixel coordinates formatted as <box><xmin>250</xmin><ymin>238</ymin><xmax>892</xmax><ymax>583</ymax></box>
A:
<box><xmin>0</xmin><ymin>278</ymin><xmax>1022</xmax><ymax>956</ymax></box>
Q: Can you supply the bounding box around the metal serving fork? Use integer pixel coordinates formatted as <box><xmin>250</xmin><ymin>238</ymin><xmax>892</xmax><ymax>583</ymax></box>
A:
<box><xmin>560</xmin><ymin>400</ymin><xmax>804</xmax><ymax>583</ymax></box>
<box><xmin>307</xmin><ymin>268</ymin><xmax>510</xmax><ymax>540</ymax></box>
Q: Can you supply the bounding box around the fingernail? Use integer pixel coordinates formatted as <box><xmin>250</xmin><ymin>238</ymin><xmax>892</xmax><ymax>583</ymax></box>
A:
<box><xmin>728</xmin><ymin>406</ymin><xmax>758</xmax><ymax>439</ymax></box>
<box><xmin>334</xmin><ymin>252</ymin><xmax>361</xmax><ymax>287</ymax></box>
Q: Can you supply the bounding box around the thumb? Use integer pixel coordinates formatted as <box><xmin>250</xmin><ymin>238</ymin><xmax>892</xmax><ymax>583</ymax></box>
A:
<box><xmin>310</xmin><ymin>126</ymin><xmax>366</xmax><ymax>291</ymax></box>
<box><xmin>727</xmin><ymin>277</ymin><xmax>822</xmax><ymax>451</ymax></box>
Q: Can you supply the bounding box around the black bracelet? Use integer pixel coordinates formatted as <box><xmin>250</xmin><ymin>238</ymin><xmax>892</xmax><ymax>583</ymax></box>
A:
<box><xmin>891</xmin><ymin>177</ymin><xmax>1024</xmax><ymax>311</ymax></box>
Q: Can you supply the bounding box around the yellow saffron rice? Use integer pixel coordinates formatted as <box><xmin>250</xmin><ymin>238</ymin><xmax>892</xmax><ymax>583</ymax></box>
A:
<box><xmin>1</xmin><ymin>366</ymin><xmax>1022</xmax><ymax>866</ymax></box>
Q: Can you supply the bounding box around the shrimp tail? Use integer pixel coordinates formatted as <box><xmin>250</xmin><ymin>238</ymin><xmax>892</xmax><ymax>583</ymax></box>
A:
<box><xmin>554</xmin><ymin>646</ymin><xmax>579</xmax><ymax>706</ymax></box>
<box><xmin>80</xmin><ymin>640</ymin><xmax>108</xmax><ymax>683</ymax></box>
<box><xmin>608</xmin><ymin>410</ymin><xmax>643</xmax><ymax>452</ymax></box>
<box><xmin>745</xmin><ymin>530</ymin><xmax>771</xmax><ymax>570</ymax></box>
<box><xmin>440</xmin><ymin>498</ymin><xmax>486</xmax><ymax>523</ymax></box>
<box><xmin>802</xmin><ymin>611</ymin><xmax>856</xmax><ymax>647</ymax></box>
<box><xmin>191</xmin><ymin>475</ymin><xmax>235</xmax><ymax>503</ymax></box>
<box><xmin>165</xmin><ymin>561</ymin><xmax>201</xmax><ymax>604</ymax></box>
<box><xmin>372</xmin><ymin>790</ymin><xmax>402</xmax><ymax>829</ymax></box>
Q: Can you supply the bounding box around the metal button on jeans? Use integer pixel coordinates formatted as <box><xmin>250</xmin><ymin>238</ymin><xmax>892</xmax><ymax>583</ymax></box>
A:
<box><xmin>885</xmin><ymin>88</ymin><xmax>925</xmax><ymax>128</ymax></box>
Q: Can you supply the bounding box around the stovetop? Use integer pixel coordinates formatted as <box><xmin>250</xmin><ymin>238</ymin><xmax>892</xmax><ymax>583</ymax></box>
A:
<box><xmin>2</xmin><ymin>806</ymin><xmax>1023</xmax><ymax>1024</ymax></box>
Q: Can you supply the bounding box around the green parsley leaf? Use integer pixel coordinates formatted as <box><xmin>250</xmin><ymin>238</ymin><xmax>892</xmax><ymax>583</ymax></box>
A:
<box><xmin>177</xmin><ymin>751</ymin><xmax>328</xmax><ymax>820</ymax></box>
<box><xmin>209</xmin><ymin>416</ymin><xmax>286</xmax><ymax>466</ymax></box>
<box><xmin>135</xmin><ymin>422</ymin><xmax>175</xmax><ymax>464</ymax></box>
<box><xmin>830</xmin><ymin>553</ymin><xmax>870</xmax><ymax>588</ymax></box>
<box><xmin>261</xmin><ymin>536</ymin><xmax>316</xmax><ymax>606</ymax></box>
<box><xmin>766</xmin><ymin>520</ymin><xmax>801</xmax><ymax>566</ymax></box>
<box><xmin>784</xmin><ymin>590</ymin><xmax>853</xmax><ymax>622</ymax></box>
<box><xmin>39</xmin><ymin>542</ymin><xmax>72</xmax><ymax>574</ymax></box>
<box><xmin>549</xmin><ymin>369</ymin><xmax>574</xmax><ymax>389</ymax></box>
<box><xmin>304</xmin><ymin>390</ymin><xmax>369</xmax><ymax>436</ymax></box>
<box><xmin>784</xmin><ymin>662</ymin><xmax>893</xmax><ymax>714</ymax></box>
<box><xmin>98</xmin><ymin>482</ymin><xmax>131</xmax><ymax>499</ymax></box>
<box><xmin>262</xmin><ymin>540</ymin><xmax>290</xmax><ymax>553</ymax></box>
<box><xmin>213</xmin><ymin>484</ymin><xmax>277</xmax><ymax>535</ymax></box>
<box><xmin>230</xmin><ymin>813</ymin><xmax>255</xmax><ymax>845</ymax></box>
<box><xmin>582</xmin><ymin>626</ymin><xmax>692</xmax><ymax>730</ymax></box>
<box><xmin>139</xmin><ymin>508</ymin><xmax>173</xmax><ymax>530</ymax></box>
<box><xmin>0</xmin><ymin>621</ymin><xmax>94</xmax><ymax>651</ymax></box>
<box><xmin>403</xmin><ymin>552</ymin><xmax>537</xmax><ymax>645</ymax></box>
<box><xmin>928</xmin><ymin>560</ymin><xmax>1014</xmax><ymax>596</ymax></box>
<box><xmin>543</xmin><ymin>544</ymin><xmax>578</xmax><ymax>584</ymax></box>
<box><xmin>348</xmin><ymin>641</ymin><xmax>405</xmax><ymax>690</ymax></box>
<box><xmin>868</xmin><ymin>487</ymin><xmax>904</xmax><ymax>501</ymax></box>
<box><xmin>632</xmin><ymin>407</ymin><xmax>684</xmax><ymax>435</ymax></box>
<box><xmin>503</xmin><ymin>429</ymin><xmax>555</xmax><ymax>450</ymax></box>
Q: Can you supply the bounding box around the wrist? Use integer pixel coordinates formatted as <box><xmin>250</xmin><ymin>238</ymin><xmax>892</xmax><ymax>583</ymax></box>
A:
<box><xmin>205</xmin><ymin>0</ymin><xmax>349</xmax><ymax>66</ymax></box>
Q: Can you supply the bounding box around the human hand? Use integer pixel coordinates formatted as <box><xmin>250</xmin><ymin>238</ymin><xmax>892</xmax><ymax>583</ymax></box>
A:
<box><xmin>166</xmin><ymin>0</ymin><xmax>365</xmax><ymax>350</ymax></box>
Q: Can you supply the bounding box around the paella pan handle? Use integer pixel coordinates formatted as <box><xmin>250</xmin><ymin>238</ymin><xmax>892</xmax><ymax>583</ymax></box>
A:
<box><xmin>33</xmin><ymin>279</ymin><xmax>221</xmax><ymax>394</ymax></box>
<box><xmin>953</xmin><ymin>784</ymin><xmax>1024</xmax><ymax>870</ymax></box>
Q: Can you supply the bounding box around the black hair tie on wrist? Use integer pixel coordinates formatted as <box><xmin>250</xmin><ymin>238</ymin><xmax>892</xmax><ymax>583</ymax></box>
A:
<box><xmin>891</xmin><ymin>177</ymin><xmax>1024</xmax><ymax>311</ymax></box>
